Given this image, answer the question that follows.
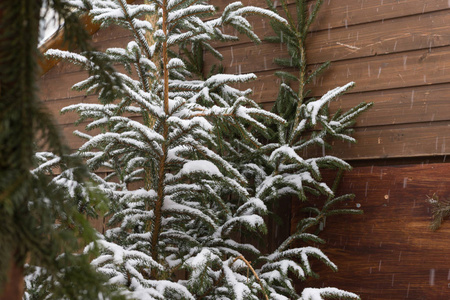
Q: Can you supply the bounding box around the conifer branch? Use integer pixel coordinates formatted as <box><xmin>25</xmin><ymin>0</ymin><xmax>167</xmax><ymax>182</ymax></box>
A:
<box><xmin>233</xmin><ymin>255</ymin><xmax>269</xmax><ymax>300</ymax></box>
<box><xmin>428</xmin><ymin>194</ymin><xmax>450</xmax><ymax>231</ymax></box>
<box><xmin>118</xmin><ymin>0</ymin><xmax>153</xmax><ymax>61</ymax></box>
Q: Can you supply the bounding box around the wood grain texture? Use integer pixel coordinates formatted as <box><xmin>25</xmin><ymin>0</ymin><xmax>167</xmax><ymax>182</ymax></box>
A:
<box><xmin>40</xmin><ymin>70</ymin><xmax>89</xmax><ymax>101</ymax></box>
<box><xmin>209</xmin><ymin>0</ymin><xmax>450</xmax><ymax>53</ymax></box>
<box><xmin>40</xmin><ymin>63</ymin><xmax>132</xmax><ymax>101</ymax></box>
<box><xmin>209</xmin><ymin>9</ymin><xmax>450</xmax><ymax>69</ymax></box>
<box><xmin>261</xmin><ymin>82</ymin><xmax>450</xmax><ymax>129</ymax></box>
<box><xmin>327</xmin><ymin>84</ymin><xmax>450</xmax><ymax>128</ymax></box>
<box><xmin>43</xmin><ymin>95</ymin><xmax>99</xmax><ymax>126</ymax></box>
<box><xmin>228</xmin><ymin>44</ymin><xmax>450</xmax><ymax>103</ymax></box>
<box><xmin>308</xmin><ymin>9</ymin><xmax>450</xmax><ymax>64</ymax></box>
<box><xmin>212</xmin><ymin>0</ymin><xmax>450</xmax><ymax>31</ymax></box>
<box><xmin>308</xmin><ymin>46</ymin><xmax>450</xmax><ymax>96</ymax></box>
<box><xmin>323</xmin><ymin>123</ymin><xmax>450</xmax><ymax>160</ymax></box>
<box><xmin>291</xmin><ymin>163</ymin><xmax>450</xmax><ymax>299</ymax></box>
<box><xmin>313</xmin><ymin>0</ymin><xmax>450</xmax><ymax>31</ymax></box>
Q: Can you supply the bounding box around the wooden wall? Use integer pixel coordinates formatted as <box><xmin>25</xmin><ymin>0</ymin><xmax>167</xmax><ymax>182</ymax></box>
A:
<box><xmin>291</xmin><ymin>164</ymin><xmax>450</xmax><ymax>299</ymax></box>
<box><xmin>39</xmin><ymin>0</ymin><xmax>450</xmax><ymax>161</ymax></box>
<box><xmin>37</xmin><ymin>1</ymin><xmax>450</xmax><ymax>299</ymax></box>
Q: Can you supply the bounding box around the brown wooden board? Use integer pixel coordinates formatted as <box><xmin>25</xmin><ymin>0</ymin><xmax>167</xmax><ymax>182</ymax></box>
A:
<box><xmin>309</xmin><ymin>45</ymin><xmax>450</xmax><ymax>95</ymax></box>
<box><xmin>313</xmin><ymin>0</ymin><xmax>450</xmax><ymax>31</ymax></box>
<box><xmin>328</xmin><ymin>84</ymin><xmax>450</xmax><ymax>128</ymax></box>
<box><xmin>259</xmin><ymin>84</ymin><xmax>450</xmax><ymax>129</ymax></box>
<box><xmin>40</xmin><ymin>63</ymin><xmax>134</xmax><ymax>101</ymax></box>
<box><xmin>40</xmin><ymin>69</ymin><xmax>89</xmax><ymax>101</ymax></box>
<box><xmin>41</xmin><ymin>60</ymin><xmax>87</xmax><ymax>81</ymax></box>
<box><xmin>308</xmin><ymin>9</ymin><xmax>450</xmax><ymax>64</ymax></box>
<box><xmin>208</xmin><ymin>9</ymin><xmax>450</xmax><ymax>70</ymax></box>
<box><xmin>46</xmin><ymin>44</ymin><xmax>450</xmax><ymax>105</ymax></box>
<box><xmin>60</xmin><ymin>118</ymin><xmax>450</xmax><ymax>160</ymax></box>
<box><xmin>43</xmin><ymin>95</ymin><xmax>100</xmax><ymax>126</ymax></box>
<box><xmin>91</xmin><ymin>24</ymin><xmax>132</xmax><ymax>44</ymax></box>
<box><xmin>206</xmin><ymin>0</ymin><xmax>450</xmax><ymax>63</ymax></box>
<box><xmin>291</xmin><ymin>163</ymin><xmax>450</xmax><ymax>299</ymax></box>
<box><xmin>324</xmin><ymin>122</ymin><xmax>450</xmax><ymax>160</ymax></box>
<box><xmin>60</xmin><ymin>123</ymin><xmax>100</xmax><ymax>151</ymax></box>
<box><xmin>229</xmin><ymin>44</ymin><xmax>450</xmax><ymax>102</ymax></box>
<box><xmin>213</xmin><ymin>0</ymin><xmax>450</xmax><ymax>31</ymax></box>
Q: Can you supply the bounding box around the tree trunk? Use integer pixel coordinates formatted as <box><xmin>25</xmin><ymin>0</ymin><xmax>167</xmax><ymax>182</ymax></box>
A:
<box><xmin>0</xmin><ymin>253</ymin><xmax>24</xmax><ymax>300</ymax></box>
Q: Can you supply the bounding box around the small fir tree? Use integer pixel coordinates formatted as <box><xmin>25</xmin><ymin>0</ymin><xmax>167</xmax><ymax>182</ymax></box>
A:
<box><xmin>31</xmin><ymin>0</ymin><xmax>372</xmax><ymax>299</ymax></box>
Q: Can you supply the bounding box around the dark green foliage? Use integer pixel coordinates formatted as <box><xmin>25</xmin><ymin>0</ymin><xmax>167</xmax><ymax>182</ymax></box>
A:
<box><xmin>25</xmin><ymin>253</ymin><xmax>126</xmax><ymax>300</ymax></box>
<box><xmin>0</xmin><ymin>0</ymin><xmax>124</xmax><ymax>298</ymax></box>
<box><xmin>1</xmin><ymin>0</ymin><xmax>46</xmax><ymax>285</ymax></box>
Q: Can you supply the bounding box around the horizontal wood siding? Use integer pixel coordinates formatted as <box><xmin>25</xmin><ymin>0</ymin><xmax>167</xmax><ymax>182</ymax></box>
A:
<box><xmin>291</xmin><ymin>163</ymin><xmax>450</xmax><ymax>299</ymax></box>
<box><xmin>38</xmin><ymin>0</ymin><xmax>450</xmax><ymax>161</ymax></box>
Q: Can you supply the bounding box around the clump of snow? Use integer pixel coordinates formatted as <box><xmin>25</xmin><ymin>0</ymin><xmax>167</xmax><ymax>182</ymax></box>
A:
<box><xmin>179</xmin><ymin>160</ymin><xmax>221</xmax><ymax>177</ymax></box>
<box><xmin>300</xmin><ymin>287</ymin><xmax>359</xmax><ymax>300</ymax></box>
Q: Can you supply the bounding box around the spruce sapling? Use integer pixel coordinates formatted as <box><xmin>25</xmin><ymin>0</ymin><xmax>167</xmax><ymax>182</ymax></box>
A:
<box><xmin>236</xmin><ymin>0</ymin><xmax>373</xmax><ymax>298</ymax></box>
<box><xmin>36</xmin><ymin>0</ymin><xmax>289</xmax><ymax>298</ymax></box>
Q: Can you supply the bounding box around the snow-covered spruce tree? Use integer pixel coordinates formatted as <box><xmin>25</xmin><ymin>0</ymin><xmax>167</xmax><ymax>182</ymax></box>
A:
<box><xmin>39</xmin><ymin>0</ymin><xmax>299</xmax><ymax>299</ymax></box>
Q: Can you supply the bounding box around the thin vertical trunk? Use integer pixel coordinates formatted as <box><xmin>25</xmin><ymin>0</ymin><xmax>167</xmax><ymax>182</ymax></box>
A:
<box><xmin>143</xmin><ymin>2</ymin><xmax>159</xmax><ymax>191</ymax></box>
<box><xmin>293</xmin><ymin>38</ymin><xmax>306</xmax><ymax>131</ymax></box>
<box><xmin>150</xmin><ymin>0</ymin><xmax>169</xmax><ymax>263</ymax></box>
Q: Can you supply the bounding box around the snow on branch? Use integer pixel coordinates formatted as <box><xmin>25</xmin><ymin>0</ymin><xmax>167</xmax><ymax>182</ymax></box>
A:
<box><xmin>300</xmin><ymin>287</ymin><xmax>360</xmax><ymax>300</ymax></box>
<box><xmin>306</xmin><ymin>82</ymin><xmax>355</xmax><ymax>125</ymax></box>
